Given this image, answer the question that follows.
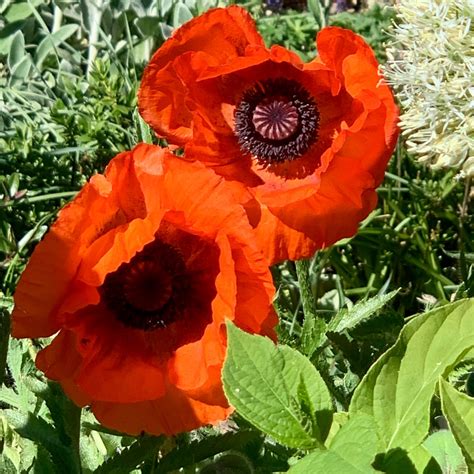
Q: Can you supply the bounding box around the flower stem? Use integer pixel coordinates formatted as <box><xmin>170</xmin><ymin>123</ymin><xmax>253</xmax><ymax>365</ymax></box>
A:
<box><xmin>295</xmin><ymin>258</ymin><xmax>326</xmax><ymax>356</ymax></box>
<box><xmin>295</xmin><ymin>259</ymin><xmax>317</xmax><ymax>320</ymax></box>
<box><xmin>69</xmin><ymin>402</ymin><xmax>82</xmax><ymax>474</ymax></box>
<box><xmin>0</xmin><ymin>307</ymin><xmax>10</xmax><ymax>388</ymax></box>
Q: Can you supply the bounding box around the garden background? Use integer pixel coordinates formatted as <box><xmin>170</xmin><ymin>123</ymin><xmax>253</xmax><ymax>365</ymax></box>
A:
<box><xmin>0</xmin><ymin>0</ymin><xmax>473</xmax><ymax>472</ymax></box>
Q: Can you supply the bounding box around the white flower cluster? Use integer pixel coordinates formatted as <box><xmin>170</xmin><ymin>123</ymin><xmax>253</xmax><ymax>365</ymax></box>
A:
<box><xmin>383</xmin><ymin>0</ymin><xmax>474</xmax><ymax>178</ymax></box>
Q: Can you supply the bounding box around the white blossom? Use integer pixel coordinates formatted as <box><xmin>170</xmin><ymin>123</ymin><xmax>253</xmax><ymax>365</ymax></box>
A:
<box><xmin>383</xmin><ymin>0</ymin><xmax>474</xmax><ymax>177</ymax></box>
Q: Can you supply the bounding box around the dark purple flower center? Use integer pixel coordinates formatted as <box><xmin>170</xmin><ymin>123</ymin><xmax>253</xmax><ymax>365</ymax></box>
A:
<box><xmin>234</xmin><ymin>78</ymin><xmax>319</xmax><ymax>166</ymax></box>
<box><xmin>100</xmin><ymin>239</ymin><xmax>189</xmax><ymax>331</ymax></box>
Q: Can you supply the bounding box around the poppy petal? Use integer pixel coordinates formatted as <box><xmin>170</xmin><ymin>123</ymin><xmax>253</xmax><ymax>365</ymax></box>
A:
<box><xmin>66</xmin><ymin>306</ymin><xmax>167</xmax><ymax>403</ymax></box>
<box><xmin>91</xmin><ymin>382</ymin><xmax>232</xmax><ymax>436</ymax></box>
<box><xmin>12</xmin><ymin>175</ymin><xmax>113</xmax><ymax>338</ymax></box>
<box><xmin>138</xmin><ymin>6</ymin><xmax>263</xmax><ymax>143</ymax></box>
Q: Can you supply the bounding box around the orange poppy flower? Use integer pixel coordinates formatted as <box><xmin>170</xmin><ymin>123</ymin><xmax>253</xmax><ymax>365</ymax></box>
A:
<box><xmin>138</xmin><ymin>6</ymin><xmax>399</xmax><ymax>264</ymax></box>
<box><xmin>12</xmin><ymin>144</ymin><xmax>277</xmax><ymax>435</ymax></box>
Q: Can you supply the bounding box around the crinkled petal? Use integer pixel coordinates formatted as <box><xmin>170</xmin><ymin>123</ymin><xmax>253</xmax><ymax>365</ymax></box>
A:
<box><xmin>12</xmin><ymin>175</ymin><xmax>113</xmax><ymax>337</ymax></box>
<box><xmin>64</xmin><ymin>306</ymin><xmax>167</xmax><ymax>403</ymax></box>
<box><xmin>138</xmin><ymin>6</ymin><xmax>263</xmax><ymax>143</ymax></box>
<box><xmin>91</xmin><ymin>383</ymin><xmax>232</xmax><ymax>436</ymax></box>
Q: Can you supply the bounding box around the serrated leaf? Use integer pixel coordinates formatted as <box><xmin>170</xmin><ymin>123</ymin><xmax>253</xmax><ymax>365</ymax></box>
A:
<box><xmin>349</xmin><ymin>299</ymin><xmax>474</xmax><ymax>454</ymax></box>
<box><xmin>4</xmin><ymin>409</ymin><xmax>79</xmax><ymax>473</ymax></box>
<box><xmin>423</xmin><ymin>430</ymin><xmax>467</xmax><ymax>474</ymax></box>
<box><xmin>300</xmin><ymin>310</ymin><xmax>326</xmax><ymax>358</ymax></box>
<box><xmin>157</xmin><ymin>431</ymin><xmax>259</xmax><ymax>472</ymax></box>
<box><xmin>36</xmin><ymin>382</ymin><xmax>82</xmax><ymax>470</ymax></box>
<box><xmin>95</xmin><ymin>436</ymin><xmax>163</xmax><ymax>474</ymax></box>
<box><xmin>223</xmin><ymin>322</ymin><xmax>333</xmax><ymax>449</ymax></box>
<box><xmin>5</xmin><ymin>340</ymin><xmax>38</xmax><ymax>411</ymax></box>
<box><xmin>35</xmin><ymin>24</ymin><xmax>79</xmax><ymax>68</ymax></box>
<box><xmin>440</xmin><ymin>378</ymin><xmax>474</xmax><ymax>471</ymax></box>
<box><xmin>289</xmin><ymin>414</ymin><xmax>379</xmax><ymax>473</ymax></box>
<box><xmin>172</xmin><ymin>2</ymin><xmax>192</xmax><ymax>27</ymax></box>
<box><xmin>328</xmin><ymin>289</ymin><xmax>399</xmax><ymax>333</ymax></box>
<box><xmin>0</xmin><ymin>387</ymin><xmax>22</xmax><ymax>409</ymax></box>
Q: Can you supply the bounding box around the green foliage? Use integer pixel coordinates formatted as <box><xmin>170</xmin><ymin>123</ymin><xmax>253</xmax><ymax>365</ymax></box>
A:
<box><xmin>224</xmin><ymin>299</ymin><xmax>474</xmax><ymax>472</ymax></box>
<box><xmin>440</xmin><ymin>378</ymin><xmax>474</xmax><ymax>471</ymax></box>
<box><xmin>94</xmin><ymin>436</ymin><xmax>163</xmax><ymax>474</ymax></box>
<box><xmin>156</xmin><ymin>431</ymin><xmax>261</xmax><ymax>472</ymax></box>
<box><xmin>223</xmin><ymin>322</ymin><xmax>333</xmax><ymax>449</ymax></box>
<box><xmin>423</xmin><ymin>430</ymin><xmax>467</xmax><ymax>474</ymax></box>
<box><xmin>328</xmin><ymin>288</ymin><xmax>400</xmax><ymax>333</ymax></box>
<box><xmin>330</xmin><ymin>4</ymin><xmax>396</xmax><ymax>61</ymax></box>
<box><xmin>350</xmin><ymin>299</ymin><xmax>474</xmax><ymax>463</ymax></box>
<box><xmin>257</xmin><ymin>12</ymin><xmax>318</xmax><ymax>60</ymax></box>
<box><xmin>289</xmin><ymin>414</ymin><xmax>380</xmax><ymax>473</ymax></box>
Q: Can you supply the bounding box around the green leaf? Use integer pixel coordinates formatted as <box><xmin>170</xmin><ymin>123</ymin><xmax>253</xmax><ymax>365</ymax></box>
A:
<box><xmin>4</xmin><ymin>1</ymin><xmax>37</xmax><ymax>22</ymax></box>
<box><xmin>160</xmin><ymin>0</ymin><xmax>174</xmax><ymax>17</ymax></box>
<box><xmin>4</xmin><ymin>409</ymin><xmax>80</xmax><ymax>474</ymax></box>
<box><xmin>375</xmin><ymin>445</ymin><xmax>433</xmax><ymax>474</ymax></box>
<box><xmin>407</xmin><ymin>444</ymin><xmax>436</xmax><ymax>473</ymax></box>
<box><xmin>223</xmin><ymin>322</ymin><xmax>333</xmax><ymax>449</ymax></box>
<box><xmin>8</xmin><ymin>30</ymin><xmax>25</xmax><ymax>71</ymax></box>
<box><xmin>172</xmin><ymin>2</ymin><xmax>193</xmax><ymax>28</ymax></box>
<box><xmin>80</xmin><ymin>434</ymin><xmax>105</xmax><ymax>472</ymax></box>
<box><xmin>200</xmin><ymin>452</ymin><xmax>254</xmax><ymax>474</ymax></box>
<box><xmin>0</xmin><ymin>387</ymin><xmax>22</xmax><ymax>409</ymax></box>
<box><xmin>157</xmin><ymin>431</ymin><xmax>259</xmax><ymax>472</ymax></box>
<box><xmin>439</xmin><ymin>378</ymin><xmax>474</xmax><ymax>471</ymax></box>
<box><xmin>33</xmin><ymin>445</ymin><xmax>57</xmax><ymax>474</ymax></box>
<box><xmin>35</xmin><ymin>24</ymin><xmax>79</xmax><ymax>68</ymax></box>
<box><xmin>423</xmin><ymin>430</ymin><xmax>467</xmax><ymax>474</ymax></box>
<box><xmin>5</xmin><ymin>340</ymin><xmax>34</xmax><ymax>412</ymax></box>
<box><xmin>95</xmin><ymin>436</ymin><xmax>163</xmax><ymax>474</ymax></box>
<box><xmin>349</xmin><ymin>299</ymin><xmax>474</xmax><ymax>454</ymax></box>
<box><xmin>134</xmin><ymin>16</ymin><xmax>161</xmax><ymax>37</ymax></box>
<box><xmin>160</xmin><ymin>22</ymin><xmax>174</xmax><ymax>40</ymax></box>
<box><xmin>0</xmin><ymin>454</ymin><xmax>17</xmax><ymax>474</ymax></box>
<box><xmin>289</xmin><ymin>414</ymin><xmax>380</xmax><ymax>473</ymax></box>
<box><xmin>328</xmin><ymin>289</ymin><xmax>399</xmax><ymax>333</ymax></box>
<box><xmin>10</xmin><ymin>54</ymin><xmax>32</xmax><ymax>84</ymax></box>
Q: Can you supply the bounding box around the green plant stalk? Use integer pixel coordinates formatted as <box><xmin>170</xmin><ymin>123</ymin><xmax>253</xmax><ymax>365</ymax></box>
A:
<box><xmin>0</xmin><ymin>307</ymin><xmax>10</xmax><ymax>387</ymax></box>
<box><xmin>0</xmin><ymin>191</ymin><xmax>77</xmax><ymax>208</ymax></box>
<box><xmin>69</xmin><ymin>402</ymin><xmax>83</xmax><ymax>474</ymax></box>
<box><xmin>459</xmin><ymin>176</ymin><xmax>471</xmax><ymax>283</ymax></box>
<box><xmin>295</xmin><ymin>258</ymin><xmax>317</xmax><ymax>321</ymax></box>
<box><xmin>296</xmin><ymin>257</ymin><xmax>330</xmax><ymax>357</ymax></box>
